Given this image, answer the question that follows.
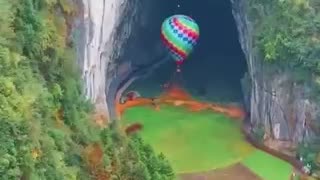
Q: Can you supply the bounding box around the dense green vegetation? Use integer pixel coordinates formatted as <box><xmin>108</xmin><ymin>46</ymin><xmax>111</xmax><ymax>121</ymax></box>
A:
<box><xmin>297</xmin><ymin>138</ymin><xmax>320</xmax><ymax>176</ymax></box>
<box><xmin>0</xmin><ymin>0</ymin><xmax>174</xmax><ymax>179</ymax></box>
<box><xmin>248</xmin><ymin>0</ymin><xmax>320</xmax><ymax>73</ymax></box>
<box><xmin>248</xmin><ymin>0</ymin><xmax>320</xmax><ymax>94</ymax></box>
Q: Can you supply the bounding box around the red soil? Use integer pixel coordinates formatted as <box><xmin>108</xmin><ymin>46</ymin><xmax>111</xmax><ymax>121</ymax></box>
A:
<box><xmin>125</xmin><ymin>123</ymin><xmax>143</xmax><ymax>135</ymax></box>
<box><xmin>84</xmin><ymin>143</ymin><xmax>110</xmax><ymax>180</ymax></box>
<box><xmin>115</xmin><ymin>85</ymin><xmax>246</xmax><ymax>120</ymax></box>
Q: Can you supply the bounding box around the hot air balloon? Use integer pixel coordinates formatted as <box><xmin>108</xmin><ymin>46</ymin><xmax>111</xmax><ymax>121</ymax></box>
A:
<box><xmin>161</xmin><ymin>14</ymin><xmax>200</xmax><ymax>72</ymax></box>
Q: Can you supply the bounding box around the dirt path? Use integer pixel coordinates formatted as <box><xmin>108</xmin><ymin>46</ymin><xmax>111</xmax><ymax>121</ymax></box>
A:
<box><xmin>179</xmin><ymin>163</ymin><xmax>262</xmax><ymax>180</ymax></box>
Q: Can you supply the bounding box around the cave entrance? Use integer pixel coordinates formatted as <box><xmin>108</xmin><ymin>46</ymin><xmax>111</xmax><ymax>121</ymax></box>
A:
<box><xmin>127</xmin><ymin>0</ymin><xmax>247</xmax><ymax>103</ymax></box>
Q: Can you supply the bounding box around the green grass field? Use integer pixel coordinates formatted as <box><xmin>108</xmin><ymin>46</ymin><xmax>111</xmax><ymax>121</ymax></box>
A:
<box><xmin>242</xmin><ymin>150</ymin><xmax>293</xmax><ymax>180</ymax></box>
<box><xmin>122</xmin><ymin>105</ymin><xmax>292</xmax><ymax>179</ymax></box>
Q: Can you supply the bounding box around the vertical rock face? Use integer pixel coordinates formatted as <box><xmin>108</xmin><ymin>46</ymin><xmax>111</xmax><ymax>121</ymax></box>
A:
<box><xmin>75</xmin><ymin>0</ymin><xmax>126</xmax><ymax>120</ymax></box>
<box><xmin>231</xmin><ymin>0</ymin><xmax>319</xmax><ymax>148</ymax></box>
<box><xmin>104</xmin><ymin>0</ymin><xmax>173</xmax><ymax>119</ymax></box>
<box><xmin>76</xmin><ymin>0</ymin><xmax>172</xmax><ymax>120</ymax></box>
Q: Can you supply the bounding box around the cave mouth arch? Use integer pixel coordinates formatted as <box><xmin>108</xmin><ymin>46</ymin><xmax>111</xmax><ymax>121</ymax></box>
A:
<box><xmin>126</xmin><ymin>0</ymin><xmax>247</xmax><ymax>104</ymax></box>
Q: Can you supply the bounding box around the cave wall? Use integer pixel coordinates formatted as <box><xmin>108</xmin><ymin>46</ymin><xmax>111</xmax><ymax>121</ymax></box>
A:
<box><xmin>105</xmin><ymin>0</ymin><xmax>173</xmax><ymax>119</ymax></box>
<box><xmin>231</xmin><ymin>0</ymin><xmax>319</xmax><ymax>148</ymax></box>
<box><xmin>74</xmin><ymin>0</ymin><xmax>125</xmax><ymax>120</ymax></box>
<box><xmin>75</xmin><ymin>0</ymin><xmax>172</xmax><ymax>120</ymax></box>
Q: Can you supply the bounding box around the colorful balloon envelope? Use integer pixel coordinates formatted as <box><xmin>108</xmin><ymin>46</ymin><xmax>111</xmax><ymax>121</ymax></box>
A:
<box><xmin>161</xmin><ymin>14</ymin><xmax>200</xmax><ymax>64</ymax></box>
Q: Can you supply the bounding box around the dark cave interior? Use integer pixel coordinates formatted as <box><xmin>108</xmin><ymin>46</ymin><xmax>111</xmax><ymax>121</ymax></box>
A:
<box><xmin>127</xmin><ymin>0</ymin><xmax>248</xmax><ymax>103</ymax></box>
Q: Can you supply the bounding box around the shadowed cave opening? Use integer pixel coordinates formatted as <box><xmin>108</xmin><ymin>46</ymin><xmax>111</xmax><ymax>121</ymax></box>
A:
<box><xmin>126</xmin><ymin>0</ymin><xmax>247</xmax><ymax>104</ymax></box>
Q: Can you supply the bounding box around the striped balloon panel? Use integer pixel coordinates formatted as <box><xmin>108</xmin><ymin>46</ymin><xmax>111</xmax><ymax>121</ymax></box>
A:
<box><xmin>161</xmin><ymin>14</ymin><xmax>200</xmax><ymax>62</ymax></box>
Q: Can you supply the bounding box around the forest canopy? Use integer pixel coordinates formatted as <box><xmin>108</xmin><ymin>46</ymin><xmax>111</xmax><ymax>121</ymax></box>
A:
<box><xmin>0</xmin><ymin>0</ymin><xmax>174</xmax><ymax>179</ymax></box>
<box><xmin>248</xmin><ymin>0</ymin><xmax>320</xmax><ymax>73</ymax></box>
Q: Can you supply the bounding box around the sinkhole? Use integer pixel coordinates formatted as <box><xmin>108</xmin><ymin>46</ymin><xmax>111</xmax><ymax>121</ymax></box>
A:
<box><xmin>125</xmin><ymin>0</ymin><xmax>248</xmax><ymax>104</ymax></box>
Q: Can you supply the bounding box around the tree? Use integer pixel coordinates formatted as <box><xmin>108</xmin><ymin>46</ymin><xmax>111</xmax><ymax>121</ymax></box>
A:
<box><xmin>0</xmin><ymin>0</ymin><xmax>175</xmax><ymax>179</ymax></box>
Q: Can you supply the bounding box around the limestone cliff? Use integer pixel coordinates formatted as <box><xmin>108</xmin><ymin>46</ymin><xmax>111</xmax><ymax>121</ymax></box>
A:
<box><xmin>231</xmin><ymin>0</ymin><xmax>320</xmax><ymax>152</ymax></box>
<box><xmin>75</xmin><ymin>0</ymin><xmax>172</xmax><ymax>120</ymax></box>
<box><xmin>74</xmin><ymin>0</ymin><xmax>124</xmax><ymax>121</ymax></box>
